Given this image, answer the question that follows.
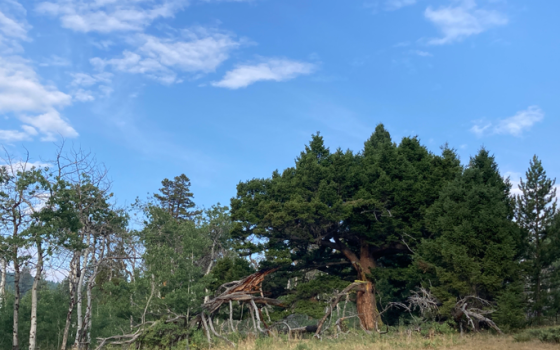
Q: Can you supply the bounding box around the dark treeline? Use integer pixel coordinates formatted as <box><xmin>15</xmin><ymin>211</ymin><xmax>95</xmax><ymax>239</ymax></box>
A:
<box><xmin>1</xmin><ymin>125</ymin><xmax>559</xmax><ymax>349</ymax></box>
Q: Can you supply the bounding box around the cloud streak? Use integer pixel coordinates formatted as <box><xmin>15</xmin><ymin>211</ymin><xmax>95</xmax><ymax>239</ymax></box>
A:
<box><xmin>385</xmin><ymin>0</ymin><xmax>416</xmax><ymax>11</ymax></box>
<box><xmin>36</xmin><ymin>0</ymin><xmax>187</xmax><ymax>33</ymax></box>
<box><xmin>212</xmin><ymin>58</ymin><xmax>315</xmax><ymax>89</ymax></box>
<box><xmin>91</xmin><ymin>29</ymin><xmax>241</xmax><ymax>84</ymax></box>
<box><xmin>0</xmin><ymin>0</ymin><xmax>31</xmax><ymax>54</ymax></box>
<box><xmin>424</xmin><ymin>0</ymin><xmax>507</xmax><ymax>45</ymax></box>
<box><xmin>0</xmin><ymin>57</ymin><xmax>77</xmax><ymax>142</ymax></box>
<box><xmin>365</xmin><ymin>0</ymin><xmax>416</xmax><ymax>12</ymax></box>
<box><xmin>471</xmin><ymin>106</ymin><xmax>544</xmax><ymax>137</ymax></box>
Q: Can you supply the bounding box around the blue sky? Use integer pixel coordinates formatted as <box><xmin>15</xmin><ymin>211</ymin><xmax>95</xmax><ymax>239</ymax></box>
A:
<box><xmin>1</xmin><ymin>0</ymin><xmax>559</xmax><ymax>209</ymax></box>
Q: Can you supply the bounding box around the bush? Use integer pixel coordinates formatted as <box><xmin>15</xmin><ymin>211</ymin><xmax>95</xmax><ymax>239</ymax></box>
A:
<box><xmin>494</xmin><ymin>282</ymin><xmax>527</xmax><ymax>331</ymax></box>
<box><xmin>513</xmin><ymin>326</ymin><xmax>560</xmax><ymax>343</ymax></box>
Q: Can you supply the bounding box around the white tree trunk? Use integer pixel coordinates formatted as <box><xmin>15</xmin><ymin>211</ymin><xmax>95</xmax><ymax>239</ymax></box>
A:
<box><xmin>29</xmin><ymin>244</ymin><xmax>43</xmax><ymax>350</ymax></box>
<box><xmin>203</xmin><ymin>241</ymin><xmax>217</xmax><ymax>303</ymax></box>
<box><xmin>0</xmin><ymin>258</ymin><xmax>6</xmax><ymax>308</ymax></box>
<box><xmin>73</xmin><ymin>242</ymin><xmax>91</xmax><ymax>350</ymax></box>
<box><xmin>78</xmin><ymin>236</ymin><xmax>103</xmax><ymax>350</ymax></box>
<box><xmin>13</xmin><ymin>248</ymin><xmax>21</xmax><ymax>350</ymax></box>
<box><xmin>61</xmin><ymin>253</ymin><xmax>79</xmax><ymax>350</ymax></box>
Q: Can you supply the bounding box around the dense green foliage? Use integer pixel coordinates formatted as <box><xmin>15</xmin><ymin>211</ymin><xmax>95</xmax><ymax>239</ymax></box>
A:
<box><xmin>1</xmin><ymin>126</ymin><xmax>559</xmax><ymax>349</ymax></box>
<box><xmin>418</xmin><ymin>150</ymin><xmax>520</xmax><ymax>316</ymax></box>
<box><xmin>516</xmin><ymin>156</ymin><xmax>559</xmax><ymax>322</ymax></box>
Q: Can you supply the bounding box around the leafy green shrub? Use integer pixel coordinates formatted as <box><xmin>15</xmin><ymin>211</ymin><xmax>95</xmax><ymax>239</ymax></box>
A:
<box><xmin>494</xmin><ymin>282</ymin><xmax>527</xmax><ymax>331</ymax></box>
<box><xmin>513</xmin><ymin>326</ymin><xmax>560</xmax><ymax>343</ymax></box>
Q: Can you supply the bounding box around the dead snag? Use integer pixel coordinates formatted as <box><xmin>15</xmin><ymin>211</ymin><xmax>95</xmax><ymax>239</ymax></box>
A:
<box><xmin>195</xmin><ymin>268</ymin><xmax>284</xmax><ymax>344</ymax></box>
<box><xmin>313</xmin><ymin>281</ymin><xmax>367</xmax><ymax>338</ymax></box>
<box><xmin>454</xmin><ymin>296</ymin><xmax>502</xmax><ymax>334</ymax></box>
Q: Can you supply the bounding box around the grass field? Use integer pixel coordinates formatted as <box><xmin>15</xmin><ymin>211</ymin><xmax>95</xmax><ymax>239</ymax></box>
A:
<box><xmin>207</xmin><ymin>332</ymin><xmax>559</xmax><ymax>350</ymax></box>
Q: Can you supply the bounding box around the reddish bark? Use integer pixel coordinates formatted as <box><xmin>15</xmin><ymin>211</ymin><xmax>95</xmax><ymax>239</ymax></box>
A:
<box><xmin>333</xmin><ymin>237</ymin><xmax>381</xmax><ymax>330</ymax></box>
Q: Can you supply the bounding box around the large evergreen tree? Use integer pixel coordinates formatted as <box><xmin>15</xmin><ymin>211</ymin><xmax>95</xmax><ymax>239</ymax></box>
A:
<box><xmin>418</xmin><ymin>149</ymin><xmax>521</xmax><ymax>325</ymax></box>
<box><xmin>515</xmin><ymin>155</ymin><xmax>558</xmax><ymax>321</ymax></box>
<box><xmin>231</xmin><ymin>125</ymin><xmax>461</xmax><ymax>329</ymax></box>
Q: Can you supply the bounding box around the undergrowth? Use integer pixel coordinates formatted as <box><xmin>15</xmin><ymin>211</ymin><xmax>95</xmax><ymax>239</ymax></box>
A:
<box><xmin>513</xmin><ymin>326</ymin><xmax>560</xmax><ymax>343</ymax></box>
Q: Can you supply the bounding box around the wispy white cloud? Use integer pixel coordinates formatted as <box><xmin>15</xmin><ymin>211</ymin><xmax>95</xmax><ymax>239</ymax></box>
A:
<box><xmin>410</xmin><ymin>50</ymin><xmax>433</xmax><ymax>57</ymax></box>
<box><xmin>0</xmin><ymin>51</ymin><xmax>77</xmax><ymax>142</ymax></box>
<box><xmin>385</xmin><ymin>0</ymin><xmax>416</xmax><ymax>11</ymax></box>
<box><xmin>365</xmin><ymin>0</ymin><xmax>416</xmax><ymax>12</ymax></box>
<box><xmin>39</xmin><ymin>54</ymin><xmax>71</xmax><ymax>67</ymax></box>
<box><xmin>91</xmin><ymin>29</ymin><xmax>241</xmax><ymax>84</ymax></box>
<box><xmin>212</xmin><ymin>58</ymin><xmax>315</xmax><ymax>89</ymax></box>
<box><xmin>73</xmin><ymin>89</ymin><xmax>95</xmax><ymax>102</ymax></box>
<box><xmin>91</xmin><ymin>39</ymin><xmax>114</xmax><ymax>50</ymax></box>
<box><xmin>471</xmin><ymin>106</ymin><xmax>544</xmax><ymax>137</ymax></box>
<box><xmin>68</xmin><ymin>72</ymin><xmax>113</xmax><ymax>101</ymax></box>
<box><xmin>0</xmin><ymin>128</ymin><xmax>35</xmax><ymax>142</ymax></box>
<box><xmin>36</xmin><ymin>0</ymin><xmax>188</xmax><ymax>33</ymax></box>
<box><xmin>0</xmin><ymin>0</ymin><xmax>31</xmax><ymax>54</ymax></box>
<box><xmin>70</xmin><ymin>72</ymin><xmax>113</xmax><ymax>87</ymax></box>
<box><xmin>199</xmin><ymin>0</ymin><xmax>255</xmax><ymax>2</ymax></box>
<box><xmin>393</xmin><ymin>41</ymin><xmax>410</xmax><ymax>48</ymax></box>
<box><xmin>424</xmin><ymin>0</ymin><xmax>507</xmax><ymax>45</ymax></box>
<box><xmin>0</xmin><ymin>58</ymin><xmax>71</xmax><ymax>112</ymax></box>
<box><xmin>493</xmin><ymin>106</ymin><xmax>544</xmax><ymax>136</ymax></box>
<box><xmin>0</xmin><ymin>3</ymin><xmax>80</xmax><ymax>143</ymax></box>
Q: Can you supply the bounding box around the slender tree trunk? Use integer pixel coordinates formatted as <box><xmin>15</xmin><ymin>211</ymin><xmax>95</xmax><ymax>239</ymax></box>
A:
<box><xmin>29</xmin><ymin>243</ymin><xmax>44</xmax><ymax>350</ymax></box>
<box><xmin>229</xmin><ymin>301</ymin><xmax>234</xmax><ymax>332</ymax></box>
<box><xmin>0</xmin><ymin>258</ymin><xmax>6</xmax><ymax>307</ymax></box>
<box><xmin>61</xmin><ymin>254</ymin><xmax>79</xmax><ymax>350</ymax></box>
<box><xmin>203</xmin><ymin>241</ymin><xmax>217</xmax><ymax>303</ymax></box>
<box><xmin>535</xmin><ymin>222</ymin><xmax>542</xmax><ymax>321</ymax></box>
<box><xmin>13</xmin><ymin>249</ymin><xmax>20</xmax><ymax>350</ymax></box>
<box><xmin>80</xmin><ymin>236</ymin><xmax>102</xmax><ymax>350</ymax></box>
<box><xmin>73</xmin><ymin>243</ymin><xmax>90</xmax><ymax>350</ymax></box>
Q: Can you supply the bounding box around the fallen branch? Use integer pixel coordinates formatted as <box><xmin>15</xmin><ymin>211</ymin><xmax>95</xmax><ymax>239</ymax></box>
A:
<box><xmin>314</xmin><ymin>281</ymin><xmax>367</xmax><ymax>338</ymax></box>
<box><xmin>95</xmin><ymin>321</ymin><xmax>157</xmax><ymax>350</ymax></box>
<box><xmin>454</xmin><ymin>296</ymin><xmax>502</xmax><ymax>334</ymax></box>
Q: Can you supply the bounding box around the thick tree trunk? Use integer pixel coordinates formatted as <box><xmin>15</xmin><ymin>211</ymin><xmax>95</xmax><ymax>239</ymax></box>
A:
<box><xmin>13</xmin><ymin>252</ymin><xmax>20</xmax><ymax>350</ymax></box>
<box><xmin>355</xmin><ymin>239</ymin><xmax>380</xmax><ymax>330</ymax></box>
<box><xmin>334</xmin><ymin>237</ymin><xmax>381</xmax><ymax>330</ymax></box>
<box><xmin>29</xmin><ymin>244</ymin><xmax>43</xmax><ymax>350</ymax></box>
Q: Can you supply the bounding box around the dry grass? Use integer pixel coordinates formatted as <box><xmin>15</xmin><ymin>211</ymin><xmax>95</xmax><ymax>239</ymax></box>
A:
<box><xmin>210</xmin><ymin>332</ymin><xmax>558</xmax><ymax>350</ymax></box>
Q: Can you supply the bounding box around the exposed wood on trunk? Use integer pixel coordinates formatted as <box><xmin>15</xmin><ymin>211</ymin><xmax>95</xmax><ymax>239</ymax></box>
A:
<box><xmin>202</xmin><ymin>268</ymin><xmax>281</xmax><ymax>314</ymax></box>
<box><xmin>96</xmin><ymin>269</ymin><xmax>283</xmax><ymax>349</ymax></box>
<box><xmin>327</xmin><ymin>237</ymin><xmax>381</xmax><ymax>330</ymax></box>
